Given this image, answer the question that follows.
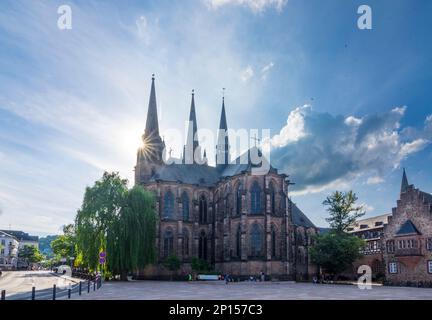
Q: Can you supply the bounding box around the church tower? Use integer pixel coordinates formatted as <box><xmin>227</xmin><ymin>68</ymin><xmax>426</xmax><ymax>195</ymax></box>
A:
<box><xmin>216</xmin><ymin>95</ymin><xmax>230</xmax><ymax>168</ymax></box>
<box><xmin>183</xmin><ymin>90</ymin><xmax>202</xmax><ymax>164</ymax></box>
<box><xmin>135</xmin><ymin>75</ymin><xmax>165</xmax><ymax>184</ymax></box>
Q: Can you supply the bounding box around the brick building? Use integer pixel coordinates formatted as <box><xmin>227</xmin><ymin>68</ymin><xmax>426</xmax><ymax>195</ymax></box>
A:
<box><xmin>382</xmin><ymin>169</ymin><xmax>432</xmax><ymax>286</ymax></box>
<box><xmin>134</xmin><ymin>76</ymin><xmax>318</xmax><ymax>280</ymax></box>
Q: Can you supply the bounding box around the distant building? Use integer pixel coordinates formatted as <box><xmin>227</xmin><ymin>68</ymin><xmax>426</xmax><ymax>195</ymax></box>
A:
<box><xmin>0</xmin><ymin>230</ymin><xmax>39</xmax><ymax>249</ymax></box>
<box><xmin>0</xmin><ymin>231</ymin><xmax>19</xmax><ymax>269</ymax></box>
<box><xmin>347</xmin><ymin>214</ymin><xmax>391</xmax><ymax>279</ymax></box>
<box><xmin>382</xmin><ymin>169</ymin><xmax>432</xmax><ymax>286</ymax></box>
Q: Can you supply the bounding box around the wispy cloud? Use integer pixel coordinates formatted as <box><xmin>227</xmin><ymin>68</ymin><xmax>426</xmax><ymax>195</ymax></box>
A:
<box><xmin>207</xmin><ymin>0</ymin><xmax>288</xmax><ymax>13</ymax></box>
<box><xmin>240</xmin><ymin>65</ymin><xmax>254</xmax><ymax>82</ymax></box>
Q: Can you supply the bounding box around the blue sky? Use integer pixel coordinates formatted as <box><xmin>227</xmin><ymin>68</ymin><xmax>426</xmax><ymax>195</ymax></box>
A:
<box><xmin>0</xmin><ymin>0</ymin><xmax>431</xmax><ymax>235</ymax></box>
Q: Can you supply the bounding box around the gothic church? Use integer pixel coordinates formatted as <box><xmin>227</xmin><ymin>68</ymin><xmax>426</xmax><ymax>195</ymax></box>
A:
<box><xmin>135</xmin><ymin>76</ymin><xmax>318</xmax><ymax>280</ymax></box>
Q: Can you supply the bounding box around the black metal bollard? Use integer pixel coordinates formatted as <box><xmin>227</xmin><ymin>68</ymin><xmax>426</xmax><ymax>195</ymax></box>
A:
<box><xmin>52</xmin><ymin>284</ymin><xmax>56</xmax><ymax>300</ymax></box>
<box><xmin>31</xmin><ymin>286</ymin><xmax>36</xmax><ymax>300</ymax></box>
<box><xmin>79</xmin><ymin>281</ymin><xmax>82</xmax><ymax>295</ymax></box>
<box><xmin>87</xmin><ymin>280</ymin><xmax>90</xmax><ymax>293</ymax></box>
<box><xmin>1</xmin><ymin>290</ymin><xmax>5</xmax><ymax>300</ymax></box>
<box><xmin>93</xmin><ymin>281</ymin><xmax>96</xmax><ymax>291</ymax></box>
<box><xmin>68</xmin><ymin>288</ymin><xmax>71</xmax><ymax>299</ymax></box>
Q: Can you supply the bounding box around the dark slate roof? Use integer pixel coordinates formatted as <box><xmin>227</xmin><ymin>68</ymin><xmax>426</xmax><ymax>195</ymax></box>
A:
<box><xmin>420</xmin><ymin>191</ymin><xmax>432</xmax><ymax>203</ymax></box>
<box><xmin>0</xmin><ymin>230</ymin><xmax>38</xmax><ymax>242</ymax></box>
<box><xmin>291</xmin><ymin>201</ymin><xmax>316</xmax><ymax>228</ymax></box>
<box><xmin>396</xmin><ymin>220</ymin><xmax>421</xmax><ymax>236</ymax></box>
<box><xmin>149</xmin><ymin>163</ymin><xmax>220</xmax><ymax>187</ymax></box>
<box><xmin>220</xmin><ymin>147</ymin><xmax>276</xmax><ymax>178</ymax></box>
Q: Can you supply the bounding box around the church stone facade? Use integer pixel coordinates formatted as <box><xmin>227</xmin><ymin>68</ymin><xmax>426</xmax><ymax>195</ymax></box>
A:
<box><xmin>134</xmin><ymin>76</ymin><xmax>318</xmax><ymax>280</ymax></box>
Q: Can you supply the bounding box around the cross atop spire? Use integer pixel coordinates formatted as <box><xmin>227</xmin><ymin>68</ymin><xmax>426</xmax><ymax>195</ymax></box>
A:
<box><xmin>401</xmin><ymin>168</ymin><xmax>409</xmax><ymax>194</ymax></box>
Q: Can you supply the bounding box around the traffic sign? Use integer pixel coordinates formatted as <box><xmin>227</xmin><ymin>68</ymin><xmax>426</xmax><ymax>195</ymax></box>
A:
<box><xmin>99</xmin><ymin>251</ymin><xmax>106</xmax><ymax>258</ymax></box>
<box><xmin>99</xmin><ymin>258</ymin><xmax>106</xmax><ymax>265</ymax></box>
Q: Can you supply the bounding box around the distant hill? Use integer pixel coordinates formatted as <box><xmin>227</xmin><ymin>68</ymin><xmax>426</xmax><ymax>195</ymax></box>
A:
<box><xmin>38</xmin><ymin>235</ymin><xmax>58</xmax><ymax>258</ymax></box>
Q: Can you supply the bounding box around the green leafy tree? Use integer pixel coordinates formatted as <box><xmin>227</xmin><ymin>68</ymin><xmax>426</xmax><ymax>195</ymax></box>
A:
<box><xmin>310</xmin><ymin>231</ymin><xmax>365</xmax><ymax>276</ymax></box>
<box><xmin>310</xmin><ymin>190</ymin><xmax>366</xmax><ymax>277</ymax></box>
<box><xmin>75</xmin><ymin>172</ymin><xmax>128</xmax><ymax>270</ymax></box>
<box><xmin>106</xmin><ymin>185</ymin><xmax>156</xmax><ymax>280</ymax></box>
<box><xmin>323</xmin><ymin>190</ymin><xmax>365</xmax><ymax>232</ymax></box>
<box><xmin>18</xmin><ymin>245</ymin><xmax>43</xmax><ymax>264</ymax></box>
<box><xmin>51</xmin><ymin>224</ymin><xmax>76</xmax><ymax>264</ymax></box>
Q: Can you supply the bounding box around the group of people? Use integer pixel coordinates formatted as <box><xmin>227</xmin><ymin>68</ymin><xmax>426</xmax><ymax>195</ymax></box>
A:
<box><xmin>224</xmin><ymin>271</ymin><xmax>266</xmax><ymax>284</ymax></box>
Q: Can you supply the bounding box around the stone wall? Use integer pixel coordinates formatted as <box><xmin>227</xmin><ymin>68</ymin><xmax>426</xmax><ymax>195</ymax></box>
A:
<box><xmin>383</xmin><ymin>186</ymin><xmax>432</xmax><ymax>286</ymax></box>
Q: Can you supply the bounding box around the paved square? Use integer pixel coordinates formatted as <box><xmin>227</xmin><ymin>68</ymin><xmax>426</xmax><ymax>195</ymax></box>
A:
<box><xmin>72</xmin><ymin>281</ymin><xmax>432</xmax><ymax>300</ymax></box>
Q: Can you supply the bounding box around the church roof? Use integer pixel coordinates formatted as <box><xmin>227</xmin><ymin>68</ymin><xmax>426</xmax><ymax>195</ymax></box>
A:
<box><xmin>220</xmin><ymin>147</ymin><xmax>275</xmax><ymax>177</ymax></box>
<box><xmin>420</xmin><ymin>191</ymin><xmax>432</xmax><ymax>203</ymax></box>
<box><xmin>291</xmin><ymin>201</ymin><xmax>316</xmax><ymax>228</ymax></box>
<box><xmin>395</xmin><ymin>219</ymin><xmax>421</xmax><ymax>236</ymax></box>
<box><xmin>149</xmin><ymin>163</ymin><xmax>220</xmax><ymax>187</ymax></box>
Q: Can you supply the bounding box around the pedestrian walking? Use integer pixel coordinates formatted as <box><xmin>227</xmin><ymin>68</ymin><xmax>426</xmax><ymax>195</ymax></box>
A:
<box><xmin>260</xmin><ymin>271</ymin><xmax>265</xmax><ymax>282</ymax></box>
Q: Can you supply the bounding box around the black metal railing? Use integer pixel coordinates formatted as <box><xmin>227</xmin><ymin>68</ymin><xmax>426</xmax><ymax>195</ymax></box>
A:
<box><xmin>0</xmin><ymin>275</ymin><xmax>102</xmax><ymax>300</ymax></box>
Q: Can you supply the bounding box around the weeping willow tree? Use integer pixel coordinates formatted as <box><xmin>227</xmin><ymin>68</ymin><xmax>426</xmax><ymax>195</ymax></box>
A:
<box><xmin>75</xmin><ymin>172</ymin><xmax>128</xmax><ymax>271</ymax></box>
<box><xmin>106</xmin><ymin>185</ymin><xmax>156</xmax><ymax>280</ymax></box>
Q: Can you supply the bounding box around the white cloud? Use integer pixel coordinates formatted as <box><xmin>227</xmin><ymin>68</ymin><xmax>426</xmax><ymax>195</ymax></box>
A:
<box><xmin>345</xmin><ymin>116</ymin><xmax>362</xmax><ymax>126</ymax></box>
<box><xmin>367</xmin><ymin>176</ymin><xmax>384</xmax><ymax>185</ymax></box>
<box><xmin>392</xmin><ymin>106</ymin><xmax>407</xmax><ymax>115</ymax></box>
<box><xmin>360</xmin><ymin>203</ymin><xmax>374</xmax><ymax>213</ymax></box>
<box><xmin>207</xmin><ymin>0</ymin><xmax>288</xmax><ymax>13</ymax></box>
<box><xmin>240</xmin><ymin>65</ymin><xmax>254</xmax><ymax>82</ymax></box>
<box><xmin>261</xmin><ymin>62</ymin><xmax>274</xmax><ymax>79</ymax></box>
<box><xmin>135</xmin><ymin>15</ymin><xmax>150</xmax><ymax>45</ymax></box>
<box><xmin>271</xmin><ymin>106</ymin><xmax>431</xmax><ymax>195</ymax></box>
<box><xmin>398</xmin><ymin>138</ymin><xmax>429</xmax><ymax>158</ymax></box>
<box><xmin>271</xmin><ymin>105</ymin><xmax>309</xmax><ymax>147</ymax></box>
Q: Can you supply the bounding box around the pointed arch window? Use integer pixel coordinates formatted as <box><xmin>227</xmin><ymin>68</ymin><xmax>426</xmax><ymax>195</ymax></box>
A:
<box><xmin>199</xmin><ymin>195</ymin><xmax>208</xmax><ymax>224</ymax></box>
<box><xmin>199</xmin><ymin>231</ymin><xmax>207</xmax><ymax>260</ymax></box>
<box><xmin>183</xmin><ymin>229</ymin><xmax>190</xmax><ymax>257</ymax></box>
<box><xmin>269</xmin><ymin>182</ymin><xmax>276</xmax><ymax>214</ymax></box>
<box><xmin>163</xmin><ymin>229</ymin><xmax>174</xmax><ymax>258</ymax></box>
<box><xmin>236</xmin><ymin>183</ymin><xmax>242</xmax><ymax>216</ymax></box>
<box><xmin>164</xmin><ymin>190</ymin><xmax>174</xmax><ymax>218</ymax></box>
<box><xmin>250</xmin><ymin>224</ymin><xmax>263</xmax><ymax>257</ymax></box>
<box><xmin>182</xmin><ymin>192</ymin><xmax>189</xmax><ymax>221</ymax></box>
<box><xmin>250</xmin><ymin>181</ymin><xmax>262</xmax><ymax>214</ymax></box>
<box><xmin>271</xmin><ymin>225</ymin><xmax>277</xmax><ymax>258</ymax></box>
<box><xmin>236</xmin><ymin>225</ymin><xmax>242</xmax><ymax>258</ymax></box>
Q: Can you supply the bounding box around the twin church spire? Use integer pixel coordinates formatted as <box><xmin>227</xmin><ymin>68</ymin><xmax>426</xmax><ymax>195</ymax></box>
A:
<box><xmin>142</xmin><ymin>75</ymin><xmax>230</xmax><ymax>167</ymax></box>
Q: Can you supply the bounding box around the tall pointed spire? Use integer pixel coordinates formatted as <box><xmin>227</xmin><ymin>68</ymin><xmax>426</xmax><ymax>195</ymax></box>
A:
<box><xmin>184</xmin><ymin>89</ymin><xmax>200</xmax><ymax>164</ymax></box>
<box><xmin>135</xmin><ymin>75</ymin><xmax>165</xmax><ymax>185</ymax></box>
<box><xmin>216</xmin><ymin>91</ymin><xmax>230</xmax><ymax>167</ymax></box>
<box><xmin>144</xmin><ymin>74</ymin><xmax>160</xmax><ymax>139</ymax></box>
<box><xmin>401</xmin><ymin>168</ymin><xmax>409</xmax><ymax>194</ymax></box>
